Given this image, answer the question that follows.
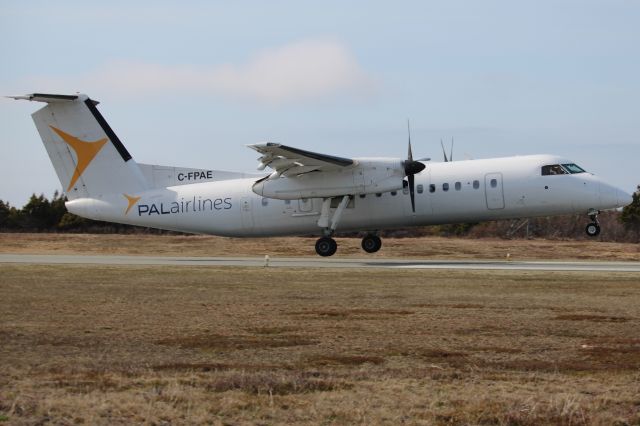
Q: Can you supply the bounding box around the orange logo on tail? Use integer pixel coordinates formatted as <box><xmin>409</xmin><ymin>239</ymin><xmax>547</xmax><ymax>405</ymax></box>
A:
<box><xmin>50</xmin><ymin>126</ymin><xmax>108</xmax><ymax>191</ymax></box>
<box><xmin>123</xmin><ymin>194</ymin><xmax>141</xmax><ymax>215</ymax></box>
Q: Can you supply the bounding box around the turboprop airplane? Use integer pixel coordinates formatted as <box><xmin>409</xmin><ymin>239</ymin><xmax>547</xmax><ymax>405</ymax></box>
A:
<box><xmin>10</xmin><ymin>93</ymin><xmax>633</xmax><ymax>256</ymax></box>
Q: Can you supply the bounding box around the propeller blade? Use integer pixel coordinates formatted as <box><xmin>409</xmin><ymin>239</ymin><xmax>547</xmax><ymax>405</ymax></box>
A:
<box><xmin>407</xmin><ymin>120</ymin><xmax>413</xmax><ymax>162</ymax></box>
<box><xmin>440</xmin><ymin>139</ymin><xmax>448</xmax><ymax>162</ymax></box>
<box><xmin>408</xmin><ymin>173</ymin><xmax>416</xmax><ymax>212</ymax></box>
<box><xmin>450</xmin><ymin>137</ymin><xmax>454</xmax><ymax>162</ymax></box>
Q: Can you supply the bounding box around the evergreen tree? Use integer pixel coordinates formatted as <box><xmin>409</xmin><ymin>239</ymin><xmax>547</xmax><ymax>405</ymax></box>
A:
<box><xmin>21</xmin><ymin>193</ymin><xmax>54</xmax><ymax>230</ymax></box>
<box><xmin>0</xmin><ymin>200</ymin><xmax>10</xmax><ymax>229</ymax></box>
<box><xmin>57</xmin><ymin>212</ymin><xmax>89</xmax><ymax>230</ymax></box>
<box><xmin>50</xmin><ymin>191</ymin><xmax>68</xmax><ymax>227</ymax></box>
<box><xmin>620</xmin><ymin>185</ymin><xmax>640</xmax><ymax>238</ymax></box>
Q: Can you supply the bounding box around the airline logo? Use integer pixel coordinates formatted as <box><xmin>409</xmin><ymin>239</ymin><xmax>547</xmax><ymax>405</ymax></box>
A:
<box><xmin>123</xmin><ymin>194</ymin><xmax>142</xmax><ymax>215</ymax></box>
<box><xmin>50</xmin><ymin>126</ymin><xmax>108</xmax><ymax>191</ymax></box>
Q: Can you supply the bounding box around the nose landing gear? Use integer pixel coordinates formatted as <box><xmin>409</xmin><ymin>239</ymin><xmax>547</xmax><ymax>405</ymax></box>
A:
<box><xmin>585</xmin><ymin>222</ymin><xmax>601</xmax><ymax>237</ymax></box>
<box><xmin>585</xmin><ymin>210</ymin><xmax>601</xmax><ymax>237</ymax></box>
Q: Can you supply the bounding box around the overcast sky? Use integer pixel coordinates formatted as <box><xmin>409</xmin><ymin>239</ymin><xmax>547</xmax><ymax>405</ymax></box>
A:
<box><xmin>1</xmin><ymin>1</ymin><xmax>639</xmax><ymax>206</ymax></box>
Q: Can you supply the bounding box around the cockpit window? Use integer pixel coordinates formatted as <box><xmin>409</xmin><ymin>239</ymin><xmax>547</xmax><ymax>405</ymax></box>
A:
<box><xmin>541</xmin><ymin>164</ymin><xmax>568</xmax><ymax>176</ymax></box>
<box><xmin>562</xmin><ymin>163</ymin><xmax>586</xmax><ymax>174</ymax></box>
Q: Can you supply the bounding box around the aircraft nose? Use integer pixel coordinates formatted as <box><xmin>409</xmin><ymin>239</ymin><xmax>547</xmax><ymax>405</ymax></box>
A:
<box><xmin>617</xmin><ymin>189</ymin><xmax>633</xmax><ymax>208</ymax></box>
<box><xmin>597</xmin><ymin>182</ymin><xmax>628</xmax><ymax>209</ymax></box>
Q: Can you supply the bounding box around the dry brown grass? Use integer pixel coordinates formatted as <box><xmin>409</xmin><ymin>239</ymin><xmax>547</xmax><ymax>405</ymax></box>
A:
<box><xmin>1</xmin><ymin>264</ymin><xmax>639</xmax><ymax>424</ymax></box>
<box><xmin>1</xmin><ymin>232</ymin><xmax>639</xmax><ymax>261</ymax></box>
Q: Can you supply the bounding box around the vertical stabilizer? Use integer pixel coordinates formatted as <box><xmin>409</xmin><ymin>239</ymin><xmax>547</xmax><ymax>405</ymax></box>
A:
<box><xmin>11</xmin><ymin>93</ymin><xmax>148</xmax><ymax>199</ymax></box>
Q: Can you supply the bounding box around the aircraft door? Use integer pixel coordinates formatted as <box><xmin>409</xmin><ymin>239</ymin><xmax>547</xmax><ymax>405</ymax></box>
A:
<box><xmin>240</xmin><ymin>196</ymin><xmax>254</xmax><ymax>229</ymax></box>
<box><xmin>485</xmin><ymin>173</ymin><xmax>505</xmax><ymax>210</ymax></box>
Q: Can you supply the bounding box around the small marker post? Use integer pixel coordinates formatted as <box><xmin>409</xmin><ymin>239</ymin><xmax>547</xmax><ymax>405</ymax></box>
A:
<box><xmin>264</xmin><ymin>254</ymin><xmax>270</xmax><ymax>267</ymax></box>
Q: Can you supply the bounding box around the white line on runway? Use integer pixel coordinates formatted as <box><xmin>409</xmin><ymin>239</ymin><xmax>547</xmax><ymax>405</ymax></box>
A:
<box><xmin>1</xmin><ymin>254</ymin><xmax>639</xmax><ymax>272</ymax></box>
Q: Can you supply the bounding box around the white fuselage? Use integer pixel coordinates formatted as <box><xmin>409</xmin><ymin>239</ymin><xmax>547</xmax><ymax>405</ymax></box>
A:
<box><xmin>66</xmin><ymin>154</ymin><xmax>629</xmax><ymax>237</ymax></box>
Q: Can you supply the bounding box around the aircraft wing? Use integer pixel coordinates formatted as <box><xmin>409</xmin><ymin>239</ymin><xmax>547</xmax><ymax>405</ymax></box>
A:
<box><xmin>248</xmin><ymin>143</ymin><xmax>354</xmax><ymax>177</ymax></box>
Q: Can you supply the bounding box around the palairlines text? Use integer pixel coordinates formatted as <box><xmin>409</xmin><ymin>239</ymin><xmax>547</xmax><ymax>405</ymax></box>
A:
<box><xmin>137</xmin><ymin>197</ymin><xmax>232</xmax><ymax>216</ymax></box>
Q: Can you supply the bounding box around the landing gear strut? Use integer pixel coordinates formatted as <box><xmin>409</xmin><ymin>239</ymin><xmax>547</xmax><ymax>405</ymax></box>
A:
<box><xmin>315</xmin><ymin>236</ymin><xmax>337</xmax><ymax>257</ymax></box>
<box><xmin>361</xmin><ymin>234</ymin><xmax>382</xmax><ymax>253</ymax></box>
<box><xmin>314</xmin><ymin>195</ymin><xmax>351</xmax><ymax>257</ymax></box>
<box><xmin>585</xmin><ymin>210</ymin><xmax>601</xmax><ymax>237</ymax></box>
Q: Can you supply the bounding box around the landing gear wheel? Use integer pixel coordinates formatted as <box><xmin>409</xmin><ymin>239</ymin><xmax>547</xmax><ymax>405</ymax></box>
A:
<box><xmin>361</xmin><ymin>234</ymin><xmax>382</xmax><ymax>253</ymax></box>
<box><xmin>585</xmin><ymin>222</ymin><xmax>601</xmax><ymax>237</ymax></box>
<box><xmin>315</xmin><ymin>237</ymin><xmax>337</xmax><ymax>257</ymax></box>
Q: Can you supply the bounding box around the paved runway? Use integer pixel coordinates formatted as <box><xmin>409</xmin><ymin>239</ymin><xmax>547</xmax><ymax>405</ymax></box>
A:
<box><xmin>1</xmin><ymin>254</ymin><xmax>639</xmax><ymax>272</ymax></box>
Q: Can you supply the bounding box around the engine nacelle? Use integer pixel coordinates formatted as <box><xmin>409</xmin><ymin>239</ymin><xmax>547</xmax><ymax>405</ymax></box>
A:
<box><xmin>252</xmin><ymin>158</ymin><xmax>408</xmax><ymax>200</ymax></box>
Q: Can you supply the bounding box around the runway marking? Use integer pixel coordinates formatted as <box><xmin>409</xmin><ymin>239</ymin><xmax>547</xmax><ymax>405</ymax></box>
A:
<box><xmin>1</xmin><ymin>254</ymin><xmax>639</xmax><ymax>272</ymax></box>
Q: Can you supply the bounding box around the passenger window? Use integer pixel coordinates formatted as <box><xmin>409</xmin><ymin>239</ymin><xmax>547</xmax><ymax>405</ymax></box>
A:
<box><xmin>376</xmin><ymin>193</ymin><xmax>382</xmax><ymax>197</ymax></box>
<box><xmin>417</xmin><ymin>184</ymin><xmax>424</xmax><ymax>194</ymax></box>
<box><xmin>490</xmin><ymin>179</ymin><xmax>497</xmax><ymax>188</ymax></box>
<box><xmin>473</xmin><ymin>180</ymin><xmax>479</xmax><ymax>189</ymax></box>
<box><xmin>391</xmin><ymin>191</ymin><xmax>397</xmax><ymax>196</ymax></box>
<box><xmin>284</xmin><ymin>199</ymin><xmax>291</xmax><ymax>205</ymax></box>
<box><xmin>443</xmin><ymin>183</ymin><xmax>449</xmax><ymax>192</ymax></box>
<box><xmin>429</xmin><ymin>184</ymin><xmax>436</xmax><ymax>193</ymax></box>
<box><xmin>261</xmin><ymin>198</ymin><xmax>269</xmax><ymax>206</ymax></box>
<box><xmin>541</xmin><ymin>164</ymin><xmax>568</xmax><ymax>176</ymax></box>
<box><xmin>402</xmin><ymin>186</ymin><xmax>409</xmax><ymax>195</ymax></box>
<box><xmin>455</xmin><ymin>182</ymin><xmax>461</xmax><ymax>191</ymax></box>
<box><xmin>359</xmin><ymin>194</ymin><xmax>366</xmax><ymax>199</ymax></box>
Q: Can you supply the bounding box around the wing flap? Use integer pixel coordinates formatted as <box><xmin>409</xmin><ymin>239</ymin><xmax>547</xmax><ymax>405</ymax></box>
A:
<box><xmin>248</xmin><ymin>143</ymin><xmax>354</xmax><ymax>177</ymax></box>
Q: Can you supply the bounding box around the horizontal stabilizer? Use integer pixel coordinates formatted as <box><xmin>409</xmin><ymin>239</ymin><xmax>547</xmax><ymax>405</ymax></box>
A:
<box><xmin>7</xmin><ymin>93</ymin><xmax>101</xmax><ymax>104</ymax></box>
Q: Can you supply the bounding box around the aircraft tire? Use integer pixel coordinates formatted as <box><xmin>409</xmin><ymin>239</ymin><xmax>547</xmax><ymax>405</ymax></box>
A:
<box><xmin>585</xmin><ymin>222</ymin><xmax>601</xmax><ymax>237</ymax></box>
<box><xmin>316</xmin><ymin>237</ymin><xmax>337</xmax><ymax>257</ymax></box>
<box><xmin>361</xmin><ymin>234</ymin><xmax>382</xmax><ymax>253</ymax></box>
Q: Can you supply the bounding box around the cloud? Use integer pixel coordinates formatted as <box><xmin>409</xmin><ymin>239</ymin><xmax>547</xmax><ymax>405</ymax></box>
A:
<box><xmin>22</xmin><ymin>38</ymin><xmax>376</xmax><ymax>104</ymax></box>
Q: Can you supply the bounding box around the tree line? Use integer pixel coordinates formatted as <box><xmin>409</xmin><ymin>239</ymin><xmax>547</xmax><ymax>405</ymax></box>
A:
<box><xmin>1</xmin><ymin>188</ymin><xmax>639</xmax><ymax>242</ymax></box>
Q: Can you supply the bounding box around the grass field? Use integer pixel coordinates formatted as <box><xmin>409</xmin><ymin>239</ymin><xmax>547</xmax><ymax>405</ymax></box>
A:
<box><xmin>1</xmin><ymin>233</ymin><xmax>639</xmax><ymax>261</ymax></box>
<box><xmin>1</xmin><ymin>263</ymin><xmax>639</xmax><ymax>425</ymax></box>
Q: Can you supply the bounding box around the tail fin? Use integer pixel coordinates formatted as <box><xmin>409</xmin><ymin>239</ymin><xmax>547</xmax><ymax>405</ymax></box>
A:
<box><xmin>10</xmin><ymin>93</ymin><xmax>148</xmax><ymax>199</ymax></box>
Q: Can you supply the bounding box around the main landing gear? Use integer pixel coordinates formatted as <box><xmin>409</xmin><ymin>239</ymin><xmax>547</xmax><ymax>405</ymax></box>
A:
<box><xmin>361</xmin><ymin>234</ymin><xmax>382</xmax><ymax>253</ymax></box>
<box><xmin>314</xmin><ymin>234</ymin><xmax>383</xmax><ymax>256</ymax></box>
<box><xmin>315</xmin><ymin>236</ymin><xmax>337</xmax><ymax>257</ymax></box>
<box><xmin>585</xmin><ymin>210</ymin><xmax>601</xmax><ymax>237</ymax></box>
<box><xmin>314</xmin><ymin>195</ymin><xmax>384</xmax><ymax>257</ymax></box>
<box><xmin>314</xmin><ymin>196</ymin><xmax>350</xmax><ymax>257</ymax></box>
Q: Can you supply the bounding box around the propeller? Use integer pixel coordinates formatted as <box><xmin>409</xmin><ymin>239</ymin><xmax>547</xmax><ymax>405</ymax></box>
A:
<box><xmin>440</xmin><ymin>137</ymin><xmax>454</xmax><ymax>162</ymax></box>
<box><xmin>402</xmin><ymin>120</ymin><xmax>426</xmax><ymax>212</ymax></box>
